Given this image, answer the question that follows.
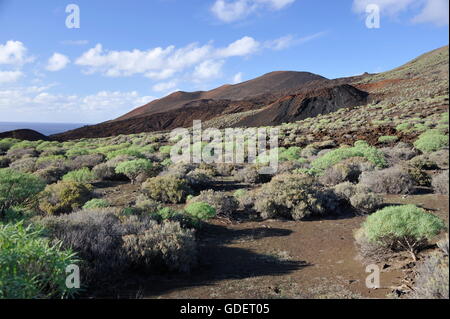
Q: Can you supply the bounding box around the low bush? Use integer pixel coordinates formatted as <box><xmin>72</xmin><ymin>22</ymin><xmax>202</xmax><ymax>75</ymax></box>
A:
<box><xmin>82</xmin><ymin>198</ymin><xmax>110</xmax><ymax>209</ymax></box>
<box><xmin>189</xmin><ymin>190</ymin><xmax>239</xmax><ymax>217</ymax></box>
<box><xmin>359</xmin><ymin>166</ymin><xmax>416</xmax><ymax>194</ymax></box>
<box><xmin>62</xmin><ymin>168</ymin><xmax>96</xmax><ymax>183</ymax></box>
<box><xmin>381</xmin><ymin>144</ymin><xmax>417</xmax><ymax>166</ymax></box>
<box><xmin>39</xmin><ymin>181</ymin><xmax>93</xmax><ymax>215</ymax></box>
<box><xmin>378</xmin><ymin>136</ymin><xmax>398</xmax><ymax>144</ymax></box>
<box><xmin>432</xmin><ymin>170</ymin><xmax>449</xmax><ymax>195</ymax></box>
<box><xmin>0</xmin><ymin>222</ymin><xmax>78</xmax><ymax>298</ymax></box>
<box><xmin>6</xmin><ymin>147</ymin><xmax>37</xmax><ymax>161</ymax></box>
<box><xmin>122</xmin><ymin>220</ymin><xmax>197</xmax><ymax>273</ymax></box>
<box><xmin>185</xmin><ymin>168</ymin><xmax>214</xmax><ymax>189</ymax></box>
<box><xmin>106</xmin><ymin>148</ymin><xmax>144</xmax><ymax>160</ymax></box>
<box><xmin>319</xmin><ymin>157</ymin><xmax>374</xmax><ymax>186</ymax></box>
<box><xmin>33</xmin><ymin>166</ymin><xmax>67</xmax><ymax>184</ymax></box>
<box><xmin>411</xmin><ymin>236</ymin><xmax>449</xmax><ymax>299</ymax></box>
<box><xmin>0</xmin><ymin>138</ymin><xmax>19</xmax><ymax>152</ymax></box>
<box><xmin>349</xmin><ymin>192</ymin><xmax>383</xmax><ymax>214</ymax></box>
<box><xmin>141</xmin><ymin>176</ymin><xmax>192</xmax><ymax>204</ymax></box>
<box><xmin>427</xmin><ymin>150</ymin><xmax>449</xmax><ymax>169</ymax></box>
<box><xmin>0</xmin><ymin>168</ymin><xmax>45</xmax><ymax>218</ymax></box>
<box><xmin>414</xmin><ymin>129</ymin><xmax>449</xmax><ymax>153</ymax></box>
<box><xmin>355</xmin><ymin>205</ymin><xmax>445</xmax><ymax>261</ymax></box>
<box><xmin>9</xmin><ymin>157</ymin><xmax>37</xmax><ymax>173</ymax></box>
<box><xmin>234</xmin><ymin>165</ymin><xmax>271</xmax><ymax>184</ymax></box>
<box><xmin>184</xmin><ymin>202</ymin><xmax>216</xmax><ymax>220</ymax></box>
<box><xmin>41</xmin><ymin>209</ymin><xmax>197</xmax><ymax>283</ymax></box>
<box><xmin>254</xmin><ymin>174</ymin><xmax>341</xmax><ymax>221</ymax></box>
<box><xmin>92</xmin><ymin>163</ymin><xmax>117</xmax><ymax>181</ymax></box>
<box><xmin>68</xmin><ymin>154</ymin><xmax>105</xmax><ymax>170</ymax></box>
<box><xmin>115</xmin><ymin>159</ymin><xmax>153</xmax><ymax>184</ymax></box>
<box><xmin>311</xmin><ymin>141</ymin><xmax>386</xmax><ymax>172</ymax></box>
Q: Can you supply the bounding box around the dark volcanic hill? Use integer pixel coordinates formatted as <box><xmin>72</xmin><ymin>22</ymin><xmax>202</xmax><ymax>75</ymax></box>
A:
<box><xmin>233</xmin><ymin>84</ymin><xmax>369</xmax><ymax>127</ymax></box>
<box><xmin>116</xmin><ymin>71</ymin><xmax>328</xmax><ymax>121</ymax></box>
<box><xmin>0</xmin><ymin>129</ymin><xmax>49</xmax><ymax>141</ymax></box>
<box><xmin>51</xmin><ymin>71</ymin><xmax>370</xmax><ymax>140</ymax></box>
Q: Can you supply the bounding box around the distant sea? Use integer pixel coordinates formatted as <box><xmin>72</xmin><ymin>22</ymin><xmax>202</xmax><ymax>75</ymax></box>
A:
<box><xmin>0</xmin><ymin>122</ymin><xmax>88</xmax><ymax>136</ymax></box>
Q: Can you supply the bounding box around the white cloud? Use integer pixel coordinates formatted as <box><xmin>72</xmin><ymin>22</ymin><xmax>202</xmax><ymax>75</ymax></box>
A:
<box><xmin>352</xmin><ymin>0</ymin><xmax>449</xmax><ymax>25</ymax></box>
<box><xmin>0</xmin><ymin>40</ymin><xmax>33</xmax><ymax>66</ymax></box>
<box><xmin>264</xmin><ymin>32</ymin><xmax>326</xmax><ymax>50</ymax></box>
<box><xmin>412</xmin><ymin>0</ymin><xmax>449</xmax><ymax>26</ymax></box>
<box><xmin>0</xmin><ymin>70</ymin><xmax>23</xmax><ymax>83</ymax></box>
<box><xmin>217</xmin><ymin>36</ymin><xmax>260</xmax><ymax>57</ymax></box>
<box><xmin>75</xmin><ymin>37</ymin><xmax>261</xmax><ymax>80</ymax></box>
<box><xmin>46</xmin><ymin>53</ymin><xmax>70</xmax><ymax>72</ymax></box>
<box><xmin>265</xmin><ymin>35</ymin><xmax>295</xmax><ymax>50</ymax></box>
<box><xmin>0</xmin><ymin>86</ymin><xmax>155</xmax><ymax>123</ymax></box>
<box><xmin>232</xmin><ymin>72</ymin><xmax>243</xmax><ymax>84</ymax></box>
<box><xmin>152</xmin><ymin>81</ymin><xmax>178</xmax><ymax>92</ymax></box>
<box><xmin>211</xmin><ymin>0</ymin><xmax>295</xmax><ymax>22</ymax></box>
<box><xmin>193</xmin><ymin>60</ymin><xmax>224</xmax><ymax>81</ymax></box>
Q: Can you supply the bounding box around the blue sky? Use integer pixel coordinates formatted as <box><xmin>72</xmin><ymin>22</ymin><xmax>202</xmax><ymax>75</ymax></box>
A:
<box><xmin>0</xmin><ymin>0</ymin><xmax>448</xmax><ymax>123</ymax></box>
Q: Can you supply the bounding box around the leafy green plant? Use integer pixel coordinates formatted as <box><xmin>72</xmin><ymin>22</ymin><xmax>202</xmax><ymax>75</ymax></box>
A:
<box><xmin>115</xmin><ymin>159</ymin><xmax>153</xmax><ymax>183</ymax></box>
<box><xmin>141</xmin><ymin>176</ymin><xmax>192</xmax><ymax>204</ymax></box>
<box><xmin>311</xmin><ymin>141</ymin><xmax>386</xmax><ymax>172</ymax></box>
<box><xmin>414</xmin><ymin>129</ymin><xmax>449</xmax><ymax>153</ymax></box>
<box><xmin>82</xmin><ymin>198</ymin><xmax>110</xmax><ymax>209</ymax></box>
<box><xmin>378</xmin><ymin>136</ymin><xmax>398</xmax><ymax>143</ymax></box>
<box><xmin>39</xmin><ymin>181</ymin><xmax>93</xmax><ymax>215</ymax></box>
<box><xmin>106</xmin><ymin>148</ymin><xmax>144</xmax><ymax>160</ymax></box>
<box><xmin>359</xmin><ymin>205</ymin><xmax>445</xmax><ymax>260</ymax></box>
<box><xmin>62</xmin><ymin>168</ymin><xmax>96</xmax><ymax>183</ymax></box>
<box><xmin>0</xmin><ymin>222</ymin><xmax>79</xmax><ymax>298</ymax></box>
<box><xmin>184</xmin><ymin>202</ymin><xmax>216</xmax><ymax>220</ymax></box>
<box><xmin>0</xmin><ymin>168</ymin><xmax>45</xmax><ymax>218</ymax></box>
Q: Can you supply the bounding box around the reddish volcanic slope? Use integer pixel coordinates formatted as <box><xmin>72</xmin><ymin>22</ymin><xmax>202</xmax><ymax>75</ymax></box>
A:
<box><xmin>233</xmin><ymin>84</ymin><xmax>369</xmax><ymax>127</ymax></box>
<box><xmin>116</xmin><ymin>71</ymin><xmax>328</xmax><ymax>121</ymax></box>
<box><xmin>51</xmin><ymin>71</ymin><xmax>370</xmax><ymax>140</ymax></box>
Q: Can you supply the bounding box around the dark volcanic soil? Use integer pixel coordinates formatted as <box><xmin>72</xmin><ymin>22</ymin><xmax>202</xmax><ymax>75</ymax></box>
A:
<box><xmin>88</xmin><ymin>181</ymin><xmax>449</xmax><ymax>299</ymax></box>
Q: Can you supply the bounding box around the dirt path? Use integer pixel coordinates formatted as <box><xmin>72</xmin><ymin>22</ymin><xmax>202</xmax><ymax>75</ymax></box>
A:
<box><xmin>90</xmin><ymin>182</ymin><xmax>448</xmax><ymax>299</ymax></box>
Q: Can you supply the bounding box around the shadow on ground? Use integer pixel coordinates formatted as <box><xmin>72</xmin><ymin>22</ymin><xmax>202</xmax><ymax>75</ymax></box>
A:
<box><xmin>86</xmin><ymin>224</ymin><xmax>310</xmax><ymax>298</ymax></box>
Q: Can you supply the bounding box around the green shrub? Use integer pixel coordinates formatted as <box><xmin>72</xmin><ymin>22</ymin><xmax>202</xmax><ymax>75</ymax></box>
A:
<box><xmin>0</xmin><ymin>222</ymin><xmax>78</xmax><ymax>298</ymax></box>
<box><xmin>184</xmin><ymin>202</ymin><xmax>216</xmax><ymax>220</ymax></box>
<box><xmin>65</xmin><ymin>148</ymin><xmax>89</xmax><ymax>158</ymax></box>
<box><xmin>0</xmin><ymin>168</ymin><xmax>45</xmax><ymax>217</ymax></box>
<box><xmin>414</xmin><ymin>129</ymin><xmax>449</xmax><ymax>153</ymax></box>
<box><xmin>358</xmin><ymin>205</ymin><xmax>445</xmax><ymax>260</ymax></box>
<box><xmin>141</xmin><ymin>176</ymin><xmax>192</xmax><ymax>204</ymax></box>
<box><xmin>378</xmin><ymin>136</ymin><xmax>398</xmax><ymax>143</ymax></box>
<box><xmin>158</xmin><ymin>145</ymin><xmax>172</xmax><ymax>155</ymax></box>
<box><xmin>62</xmin><ymin>168</ymin><xmax>96</xmax><ymax>183</ymax></box>
<box><xmin>254</xmin><ymin>174</ymin><xmax>341</xmax><ymax>221</ymax></box>
<box><xmin>189</xmin><ymin>190</ymin><xmax>239</xmax><ymax>217</ymax></box>
<box><xmin>396</xmin><ymin>122</ymin><xmax>411</xmax><ymax>132</ymax></box>
<box><xmin>8</xmin><ymin>140</ymin><xmax>37</xmax><ymax>151</ymax></box>
<box><xmin>311</xmin><ymin>141</ymin><xmax>386</xmax><ymax>172</ymax></box>
<box><xmin>0</xmin><ymin>138</ymin><xmax>19</xmax><ymax>152</ymax></box>
<box><xmin>233</xmin><ymin>189</ymin><xmax>247</xmax><ymax>199</ymax></box>
<box><xmin>82</xmin><ymin>199</ymin><xmax>110</xmax><ymax>209</ymax></box>
<box><xmin>115</xmin><ymin>159</ymin><xmax>153</xmax><ymax>183</ymax></box>
<box><xmin>106</xmin><ymin>148</ymin><xmax>144</xmax><ymax>160</ymax></box>
<box><xmin>39</xmin><ymin>181</ymin><xmax>92</xmax><ymax>215</ymax></box>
